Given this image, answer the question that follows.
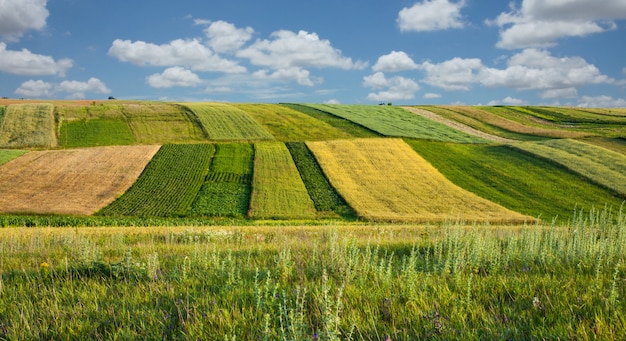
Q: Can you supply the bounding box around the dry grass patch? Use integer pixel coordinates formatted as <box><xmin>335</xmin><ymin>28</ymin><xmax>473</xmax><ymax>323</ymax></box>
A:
<box><xmin>0</xmin><ymin>145</ymin><xmax>160</xmax><ymax>215</ymax></box>
<box><xmin>306</xmin><ymin>138</ymin><xmax>532</xmax><ymax>223</ymax></box>
<box><xmin>0</xmin><ymin>103</ymin><xmax>57</xmax><ymax>148</ymax></box>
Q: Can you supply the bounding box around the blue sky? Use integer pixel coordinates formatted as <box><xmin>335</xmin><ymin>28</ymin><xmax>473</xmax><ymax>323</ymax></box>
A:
<box><xmin>1</xmin><ymin>0</ymin><xmax>625</xmax><ymax>106</ymax></box>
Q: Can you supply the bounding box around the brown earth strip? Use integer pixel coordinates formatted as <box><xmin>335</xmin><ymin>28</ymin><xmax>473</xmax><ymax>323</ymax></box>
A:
<box><xmin>402</xmin><ymin>106</ymin><xmax>515</xmax><ymax>143</ymax></box>
<box><xmin>0</xmin><ymin>145</ymin><xmax>160</xmax><ymax>215</ymax></box>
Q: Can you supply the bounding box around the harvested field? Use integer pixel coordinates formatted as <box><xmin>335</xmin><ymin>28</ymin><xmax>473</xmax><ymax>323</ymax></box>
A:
<box><xmin>402</xmin><ymin>106</ymin><xmax>514</xmax><ymax>143</ymax></box>
<box><xmin>306</xmin><ymin>138</ymin><xmax>532</xmax><ymax>223</ymax></box>
<box><xmin>0</xmin><ymin>145</ymin><xmax>160</xmax><ymax>215</ymax></box>
<box><xmin>0</xmin><ymin>149</ymin><xmax>27</xmax><ymax>166</ymax></box>
<box><xmin>0</xmin><ymin>103</ymin><xmax>57</xmax><ymax>148</ymax></box>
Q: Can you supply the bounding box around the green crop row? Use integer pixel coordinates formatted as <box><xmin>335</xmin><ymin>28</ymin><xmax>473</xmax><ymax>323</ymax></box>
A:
<box><xmin>405</xmin><ymin>139</ymin><xmax>626</xmax><ymax>223</ymax></box>
<box><xmin>189</xmin><ymin>144</ymin><xmax>253</xmax><ymax>218</ymax></box>
<box><xmin>511</xmin><ymin>139</ymin><xmax>626</xmax><ymax>198</ymax></box>
<box><xmin>98</xmin><ymin>144</ymin><xmax>215</xmax><ymax>217</ymax></box>
<box><xmin>248</xmin><ymin>142</ymin><xmax>316</xmax><ymax>219</ymax></box>
<box><xmin>233</xmin><ymin>104</ymin><xmax>354</xmax><ymax>141</ymax></box>
<box><xmin>286</xmin><ymin>142</ymin><xmax>355</xmax><ymax>218</ymax></box>
<box><xmin>59</xmin><ymin>118</ymin><xmax>135</xmax><ymax>147</ymax></box>
<box><xmin>305</xmin><ymin>104</ymin><xmax>488</xmax><ymax>143</ymax></box>
<box><xmin>281</xmin><ymin>103</ymin><xmax>380</xmax><ymax>138</ymax></box>
<box><xmin>182</xmin><ymin>103</ymin><xmax>274</xmax><ymax>141</ymax></box>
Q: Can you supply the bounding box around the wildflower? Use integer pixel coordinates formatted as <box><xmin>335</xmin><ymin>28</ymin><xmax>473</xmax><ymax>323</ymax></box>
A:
<box><xmin>532</xmin><ymin>297</ymin><xmax>543</xmax><ymax>310</ymax></box>
<box><xmin>40</xmin><ymin>261</ymin><xmax>50</xmax><ymax>269</ymax></box>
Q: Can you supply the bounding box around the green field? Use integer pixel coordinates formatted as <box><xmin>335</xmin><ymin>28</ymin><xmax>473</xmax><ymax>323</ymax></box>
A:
<box><xmin>0</xmin><ymin>104</ymin><xmax>57</xmax><ymax>148</ymax></box>
<box><xmin>59</xmin><ymin>118</ymin><xmax>135</xmax><ymax>147</ymax></box>
<box><xmin>182</xmin><ymin>103</ymin><xmax>274</xmax><ymax>141</ymax></box>
<box><xmin>406</xmin><ymin>140</ymin><xmax>626</xmax><ymax>222</ymax></box>
<box><xmin>98</xmin><ymin>144</ymin><xmax>215</xmax><ymax>217</ymax></box>
<box><xmin>233</xmin><ymin>104</ymin><xmax>354</xmax><ymax>141</ymax></box>
<box><xmin>0</xmin><ymin>149</ymin><xmax>27</xmax><ymax>166</ymax></box>
<box><xmin>247</xmin><ymin>142</ymin><xmax>316</xmax><ymax>220</ymax></box>
<box><xmin>511</xmin><ymin>139</ymin><xmax>626</xmax><ymax>198</ymax></box>
<box><xmin>280</xmin><ymin>103</ymin><xmax>380</xmax><ymax>138</ymax></box>
<box><xmin>189</xmin><ymin>143</ymin><xmax>253</xmax><ymax>218</ymax></box>
<box><xmin>305</xmin><ymin>104</ymin><xmax>488</xmax><ymax>143</ymax></box>
<box><xmin>122</xmin><ymin>103</ymin><xmax>206</xmax><ymax>144</ymax></box>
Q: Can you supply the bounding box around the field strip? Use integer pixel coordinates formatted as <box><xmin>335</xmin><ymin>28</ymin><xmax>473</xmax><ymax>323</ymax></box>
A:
<box><xmin>182</xmin><ymin>103</ymin><xmax>274</xmax><ymax>140</ymax></box>
<box><xmin>402</xmin><ymin>106</ymin><xmax>514</xmax><ymax>143</ymax></box>
<box><xmin>306</xmin><ymin>138</ymin><xmax>532</xmax><ymax>223</ymax></box>
<box><xmin>0</xmin><ymin>103</ymin><xmax>57</xmax><ymax>148</ymax></box>
<box><xmin>510</xmin><ymin>139</ymin><xmax>626</xmax><ymax>197</ymax></box>
<box><xmin>0</xmin><ymin>145</ymin><xmax>160</xmax><ymax>215</ymax></box>
<box><xmin>248</xmin><ymin>142</ymin><xmax>316</xmax><ymax>219</ymax></box>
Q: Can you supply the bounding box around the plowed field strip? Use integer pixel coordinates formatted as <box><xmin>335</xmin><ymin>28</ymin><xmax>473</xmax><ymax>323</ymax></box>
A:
<box><xmin>0</xmin><ymin>145</ymin><xmax>160</xmax><ymax>215</ymax></box>
<box><xmin>306</xmin><ymin>138</ymin><xmax>532</xmax><ymax>223</ymax></box>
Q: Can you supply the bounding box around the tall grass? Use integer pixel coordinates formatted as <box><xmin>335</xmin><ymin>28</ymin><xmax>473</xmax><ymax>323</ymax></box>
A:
<box><xmin>0</xmin><ymin>208</ymin><xmax>625</xmax><ymax>339</ymax></box>
<box><xmin>0</xmin><ymin>103</ymin><xmax>57</xmax><ymax>148</ymax></box>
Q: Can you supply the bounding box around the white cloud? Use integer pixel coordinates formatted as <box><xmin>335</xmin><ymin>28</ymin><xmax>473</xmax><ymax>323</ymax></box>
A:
<box><xmin>418</xmin><ymin>57</ymin><xmax>483</xmax><ymax>91</ymax></box>
<box><xmin>108</xmin><ymin>38</ymin><xmax>246</xmax><ymax>73</ymax></box>
<box><xmin>398</xmin><ymin>0</ymin><xmax>466</xmax><ymax>32</ymax></box>
<box><xmin>15</xmin><ymin>80</ymin><xmax>52</xmax><ymax>97</ymax></box>
<box><xmin>487</xmin><ymin>96</ymin><xmax>526</xmax><ymax>106</ymax></box>
<box><xmin>423</xmin><ymin>92</ymin><xmax>442</xmax><ymax>99</ymax></box>
<box><xmin>325</xmin><ymin>99</ymin><xmax>341</xmax><ymax>104</ymax></box>
<box><xmin>57</xmin><ymin>78</ymin><xmax>111</xmax><ymax>99</ymax></box>
<box><xmin>146</xmin><ymin>67</ymin><xmax>203</xmax><ymax>88</ymax></box>
<box><xmin>0</xmin><ymin>0</ymin><xmax>48</xmax><ymax>42</ymax></box>
<box><xmin>363</xmin><ymin>72</ymin><xmax>420</xmax><ymax>101</ymax></box>
<box><xmin>540</xmin><ymin>88</ymin><xmax>578</xmax><ymax>99</ymax></box>
<box><xmin>253</xmin><ymin>67</ymin><xmax>317</xmax><ymax>86</ymax></box>
<box><xmin>577</xmin><ymin>95</ymin><xmax>626</xmax><ymax>108</ymax></box>
<box><xmin>490</xmin><ymin>0</ymin><xmax>626</xmax><ymax>49</ymax></box>
<box><xmin>372</xmin><ymin>51</ymin><xmax>418</xmax><ymax>72</ymax></box>
<box><xmin>238</xmin><ymin>30</ymin><xmax>367</xmax><ymax>70</ymax></box>
<box><xmin>204</xmin><ymin>20</ymin><xmax>254</xmax><ymax>53</ymax></box>
<box><xmin>0</xmin><ymin>43</ymin><xmax>72</xmax><ymax>76</ymax></box>
<box><xmin>479</xmin><ymin>49</ymin><xmax>613</xmax><ymax>96</ymax></box>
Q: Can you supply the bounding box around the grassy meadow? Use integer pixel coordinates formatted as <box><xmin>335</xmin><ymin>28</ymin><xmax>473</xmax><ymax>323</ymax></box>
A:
<box><xmin>1</xmin><ymin>209</ymin><xmax>625</xmax><ymax>340</ymax></box>
<box><xmin>182</xmin><ymin>103</ymin><xmax>274</xmax><ymax>141</ymax></box>
<box><xmin>0</xmin><ymin>104</ymin><xmax>57</xmax><ymax>148</ymax></box>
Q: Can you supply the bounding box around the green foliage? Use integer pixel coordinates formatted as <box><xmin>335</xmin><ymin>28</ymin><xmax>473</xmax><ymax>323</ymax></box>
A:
<box><xmin>98</xmin><ymin>144</ymin><xmax>215</xmax><ymax>217</ymax></box>
<box><xmin>183</xmin><ymin>103</ymin><xmax>274</xmax><ymax>141</ymax></box>
<box><xmin>280</xmin><ymin>103</ymin><xmax>380</xmax><ymax>138</ymax></box>
<box><xmin>189</xmin><ymin>144</ymin><xmax>253</xmax><ymax>218</ymax></box>
<box><xmin>405</xmin><ymin>139</ymin><xmax>626</xmax><ymax>223</ymax></box>
<box><xmin>0</xmin><ymin>104</ymin><xmax>57</xmax><ymax>148</ymax></box>
<box><xmin>286</xmin><ymin>142</ymin><xmax>355</xmax><ymax>218</ymax></box>
<box><xmin>0</xmin><ymin>149</ymin><xmax>27</xmax><ymax>166</ymax></box>
<box><xmin>305</xmin><ymin>104</ymin><xmax>488</xmax><ymax>143</ymax></box>
<box><xmin>233</xmin><ymin>104</ymin><xmax>354</xmax><ymax>141</ymax></box>
<box><xmin>512</xmin><ymin>139</ymin><xmax>626</xmax><ymax>198</ymax></box>
<box><xmin>1</xmin><ymin>209</ymin><xmax>626</xmax><ymax>339</ymax></box>
<box><xmin>59</xmin><ymin>118</ymin><xmax>135</xmax><ymax>147</ymax></box>
<box><xmin>248</xmin><ymin>142</ymin><xmax>316</xmax><ymax>219</ymax></box>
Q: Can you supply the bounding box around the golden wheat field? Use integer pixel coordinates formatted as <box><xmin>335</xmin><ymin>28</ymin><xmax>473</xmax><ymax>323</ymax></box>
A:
<box><xmin>0</xmin><ymin>145</ymin><xmax>160</xmax><ymax>215</ymax></box>
<box><xmin>306</xmin><ymin>138</ymin><xmax>533</xmax><ymax>223</ymax></box>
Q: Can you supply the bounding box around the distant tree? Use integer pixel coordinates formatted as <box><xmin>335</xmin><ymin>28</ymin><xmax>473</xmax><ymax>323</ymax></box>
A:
<box><xmin>108</xmin><ymin>96</ymin><xmax>116</xmax><ymax>100</ymax></box>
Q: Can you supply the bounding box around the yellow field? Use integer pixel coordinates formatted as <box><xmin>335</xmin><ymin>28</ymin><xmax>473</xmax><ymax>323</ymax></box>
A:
<box><xmin>0</xmin><ymin>103</ymin><xmax>57</xmax><ymax>148</ymax></box>
<box><xmin>306</xmin><ymin>138</ymin><xmax>533</xmax><ymax>223</ymax></box>
<box><xmin>0</xmin><ymin>145</ymin><xmax>160</xmax><ymax>215</ymax></box>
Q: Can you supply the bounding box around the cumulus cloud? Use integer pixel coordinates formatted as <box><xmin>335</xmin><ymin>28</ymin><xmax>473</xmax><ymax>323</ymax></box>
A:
<box><xmin>15</xmin><ymin>78</ymin><xmax>110</xmax><ymax>98</ymax></box>
<box><xmin>487</xmin><ymin>96</ymin><xmax>526</xmax><ymax>106</ymax></box>
<box><xmin>0</xmin><ymin>0</ymin><xmax>49</xmax><ymax>41</ymax></box>
<box><xmin>577</xmin><ymin>95</ymin><xmax>626</xmax><ymax>108</ymax></box>
<box><xmin>253</xmin><ymin>67</ymin><xmax>317</xmax><ymax>86</ymax></box>
<box><xmin>57</xmin><ymin>78</ymin><xmax>111</xmax><ymax>99</ymax></box>
<box><xmin>146</xmin><ymin>67</ymin><xmax>203</xmax><ymax>88</ymax></box>
<box><xmin>418</xmin><ymin>57</ymin><xmax>483</xmax><ymax>91</ymax></box>
<box><xmin>108</xmin><ymin>38</ymin><xmax>246</xmax><ymax>73</ymax></box>
<box><xmin>372</xmin><ymin>51</ymin><xmax>418</xmax><ymax>72</ymax></box>
<box><xmin>363</xmin><ymin>72</ymin><xmax>420</xmax><ymax>101</ymax></box>
<box><xmin>15</xmin><ymin>80</ymin><xmax>52</xmax><ymax>97</ymax></box>
<box><xmin>204</xmin><ymin>20</ymin><xmax>254</xmax><ymax>53</ymax></box>
<box><xmin>0</xmin><ymin>43</ymin><xmax>72</xmax><ymax>76</ymax></box>
<box><xmin>423</xmin><ymin>93</ymin><xmax>442</xmax><ymax>99</ymax></box>
<box><xmin>490</xmin><ymin>0</ymin><xmax>626</xmax><ymax>49</ymax></box>
<box><xmin>398</xmin><ymin>0</ymin><xmax>466</xmax><ymax>32</ymax></box>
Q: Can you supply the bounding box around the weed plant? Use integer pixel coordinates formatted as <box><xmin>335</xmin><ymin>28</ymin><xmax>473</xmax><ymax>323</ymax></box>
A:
<box><xmin>0</xmin><ymin>208</ymin><xmax>625</xmax><ymax>339</ymax></box>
